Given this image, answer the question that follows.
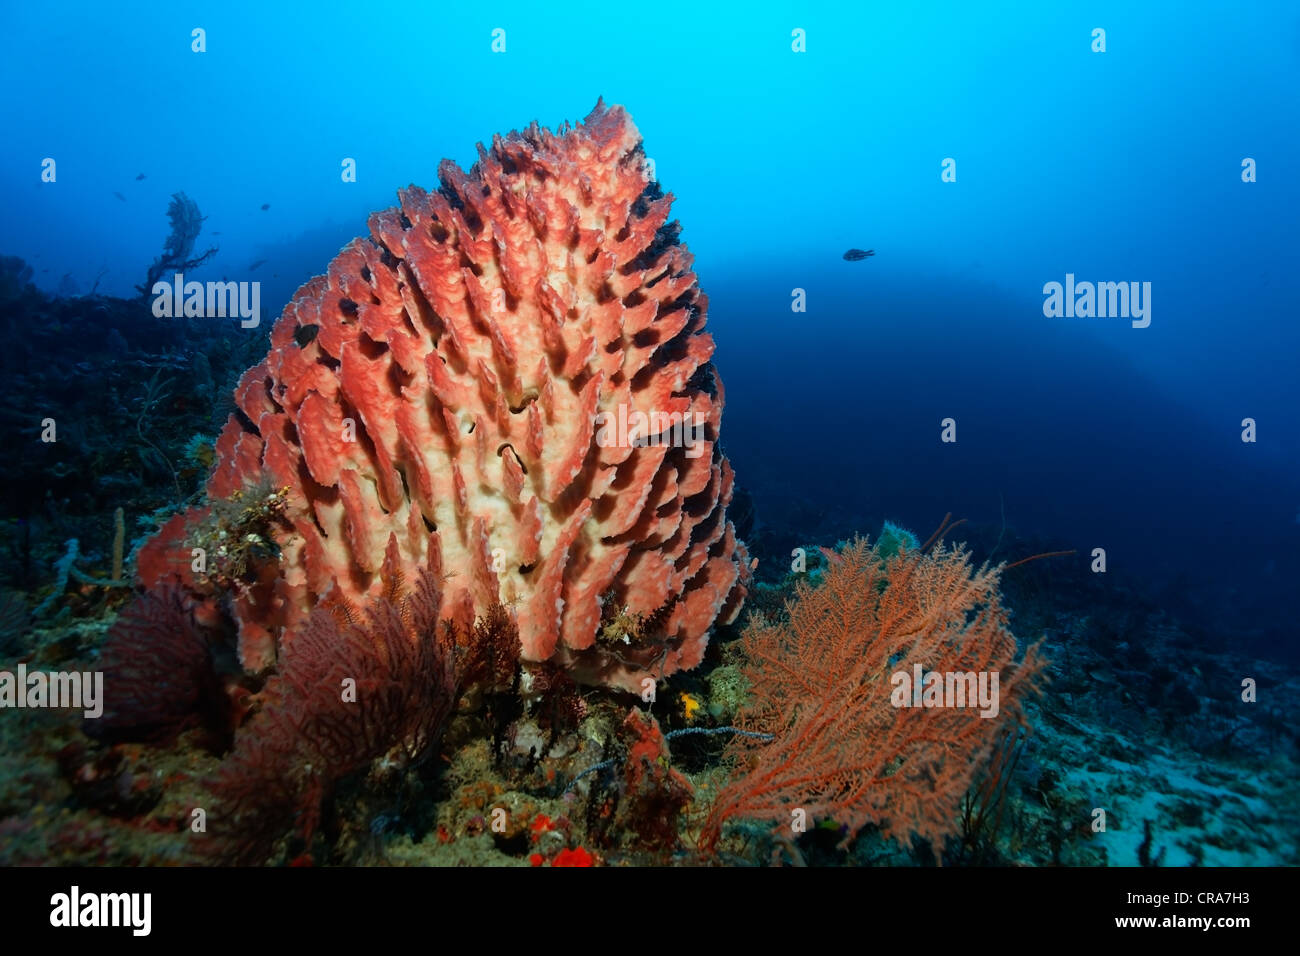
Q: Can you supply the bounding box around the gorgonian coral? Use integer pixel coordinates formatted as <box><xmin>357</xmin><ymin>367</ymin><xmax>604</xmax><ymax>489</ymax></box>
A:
<box><xmin>207</xmin><ymin>554</ymin><xmax>457</xmax><ymax>865</ymax></box>
<box><xmin>700</xmin><ymin>537</ymin><xmax>1045</xmax><ymax>857</ymax></box>
<box><xmin>138</xmin><ymin>101</ymin><xmax>749</xmax><ymax>692</ymax></box>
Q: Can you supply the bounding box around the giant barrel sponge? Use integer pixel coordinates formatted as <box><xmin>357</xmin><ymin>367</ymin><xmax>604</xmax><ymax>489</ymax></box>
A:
<box><xmin>138</xmin><ymin>101</ymin><xmax>750</xmax><ymax>693</ymax></box>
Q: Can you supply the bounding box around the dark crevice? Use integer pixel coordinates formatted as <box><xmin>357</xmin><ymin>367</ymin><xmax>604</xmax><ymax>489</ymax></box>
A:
<box><xmin>298</xmin><ymin>460</ymin><xmax>332</xmax><ymax>540</ymax></box>
<box><xmin>497</xmin><ymin>443</ymin><xmax>529</xmax><ymax>475</ymax></box>
<box><xmin>631</xmin><ymin>180</ymin><xmax>664</xmax><ymax>218</ymax></box>
<box><xmin>358</xmin><ymin>335</ymin><xmax>388</xmax><ymax>360</ymax></box>
<box><xmin>621</xmin><ymin>220</ymin><xmax>682</xmax><ymax>276</ymax></box>
<box><xmin>233</xmin><ymin>406</ymin><xmax>259</xmax><ymax>437</ymax></box>
<box><xmin>387</xmin><ymin>360</ymin><xmax>414</xmax><ymax>394</ymax></box>
<box><xmin>684</xmin><ymin>361</ymin><xmax>718</xmax><ymax>399</ymax></box>
<box><xmin>661</xmin><ymin>289</ymin><xmax>695</xmax><ymax>316</ymax></box>
<box><xmin>437</xmin><ymin>180</ymin><xmax>465</xmax><ymax>211</ymax></box>
<box><xmin>458</xmin><ymin>251</ymin><xmax>483</xmax><ymax>278</ymax></box>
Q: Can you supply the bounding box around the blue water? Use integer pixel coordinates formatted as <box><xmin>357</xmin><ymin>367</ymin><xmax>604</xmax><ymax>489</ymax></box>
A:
<box><xmin>3</xmin><ymin>1</ymin><xmax>1297</xmax><ymax>656</ymax></box>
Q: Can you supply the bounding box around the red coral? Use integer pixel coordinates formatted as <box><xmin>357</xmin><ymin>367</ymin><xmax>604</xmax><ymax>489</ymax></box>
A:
<box><xmin>700</xmin><ymin>538</ymin><xmax>1045</xmax><ymax>858</ymax></box>
<box><xmin>206</xmin><ymin>547</ymin><xmax>456</xmax><ymax>864</ymax></box>
<box><xmin>551</xmin><ymin>846</ymin><xmax>594</xmax><ymax>867</ymax></box>
<box><xmin>137</xmin><ymin>100</ymin><xmax>748</xmax><ymax>692</ymax></box>
<box><xmin>87</xmin><ymin>583</ymin><xmax>233</xmax><ymax>749</ymax></box>
<box><xmin>616</xmin><ymin>708</ymin><xmax>693</xmax><ymax>853</ymax></box>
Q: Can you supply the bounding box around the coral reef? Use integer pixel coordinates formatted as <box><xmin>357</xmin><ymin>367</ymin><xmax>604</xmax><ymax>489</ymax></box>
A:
<box><xmin>609</xmin><ymin>709</ymin><xmax>693</xmax><ymax>853</ymax></box>
<box><xmin>138</xmin><ymin>100</ymin><xmax>749</xmax><ymax>691</ymax></box>
<box><xmin>0</xmin><ymin>251</ymin><xmax>262</xmax><ymax>624</ymax></box>
<box><xmin>206</xmin><ymin>552</ymin><xmax>456</xmax><ymax>864</ymax></box>
<box><xmin>7</xmin><ymin>97</ymin><xmax>1294</xmax><ymax>872</ymax></box>
<box><xmin>700</xmin><ymin>536</ymin><xmax>1045</xmax><ymax>857</ymax></box>
<box><xmin>85</xmin><ymin>583</ymin><xmax>232</xmax><ymax>748</ymax></box>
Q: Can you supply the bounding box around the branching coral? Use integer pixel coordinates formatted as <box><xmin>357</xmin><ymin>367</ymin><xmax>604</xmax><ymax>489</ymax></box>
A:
<box><xmin>138</xmin><ymin>101</ymin><xmax>749</xmax><ymax>691</ymax></box>
<box><xmin>136</xmin><ymin>192</ymin><xmax>217</xmax><ymax>299</ymax></box>
<box><xmin>206</xmin><ymin>547</ymin><xmax>456</xmax><ymax>864</ymax></box>
<box><xmin>699</xmin><ymin>537</ymin><xmax>1045</xmax><ymax>857</ymax></box>
<box><xmin>85</xmin><ymin>583</ymin><xmax>232</xmax><ymax>748</ymax></box>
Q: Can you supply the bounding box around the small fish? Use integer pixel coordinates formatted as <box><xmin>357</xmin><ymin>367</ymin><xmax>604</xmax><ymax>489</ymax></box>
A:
<box><xmin>260</xmin><ymin>203</ymin><xmax>270</xmax><ymax>211</ymax></box>
<box><xmin>212</xmin><ymin>231</ymin><xmax>222</xmax><ymax>235</ymax></box>
<box><xmin>843</xmin><ymin>248</ymin><xmax>874</xmax><ymax>261</ymax></box>
<box><xmin>113</xmin><ymin>191</ymin><xmax>126</xmax><ymax>202</ymax></box>
<box><xmin>135</xmin><ymin>173</ymin><xmax>146</xmax><ymax>181</ymax></box>
<box><xmin>249</xmin><ymin>259</ymin><xmax>267</xmax><ymax>271</ymax></box>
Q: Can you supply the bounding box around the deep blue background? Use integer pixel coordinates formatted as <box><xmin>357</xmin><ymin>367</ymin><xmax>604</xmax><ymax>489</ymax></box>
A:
<box><xmin>2</xmin><ymin>2</ymin><xmax>1297</xmax><ymax>656</ymax></box>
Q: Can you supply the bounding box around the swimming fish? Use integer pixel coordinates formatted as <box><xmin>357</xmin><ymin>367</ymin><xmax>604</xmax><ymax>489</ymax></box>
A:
<box><xmin>260</xmin><ymin>203</ymin><xmax>270</xmax><ymax>211</ymax></box>
<box><xmin>843</xmin><ymin>248</ymin><xmax>874</xmax><ymax>261</ymax></box>
<box><xmin>249</xmin><ymin>259</ymin><xmax>267</xmax><ymax>271</ymax></box>
<box><xmin>113</xmin><ymin>191</ymin><xmax>126</xmax><ymax>201</ymax></box>
<box><xmin>135</xmin><ymin>173</ymin><xmax>146</xmax><ymax>181</ymax></box>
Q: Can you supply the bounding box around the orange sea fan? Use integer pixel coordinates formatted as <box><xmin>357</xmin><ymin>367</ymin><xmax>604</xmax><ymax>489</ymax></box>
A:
<box><xmin>700</xmin><ymin>537</ymin><xmax>1045</xmax><ymax>857</ymax></box>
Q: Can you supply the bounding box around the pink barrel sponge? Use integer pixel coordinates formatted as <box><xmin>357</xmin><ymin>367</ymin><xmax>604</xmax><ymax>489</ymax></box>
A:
<box><xmin>139</xmin><ymin>100</ymin><xmax>750</xmax><ymax>692</ymax></box>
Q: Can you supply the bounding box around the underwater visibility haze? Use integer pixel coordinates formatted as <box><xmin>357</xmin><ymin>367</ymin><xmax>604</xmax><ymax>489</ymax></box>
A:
<box><xmin>0</xmin><ymin>1</ymin><xmax>1296</xmax><ymax>875</ymax></box>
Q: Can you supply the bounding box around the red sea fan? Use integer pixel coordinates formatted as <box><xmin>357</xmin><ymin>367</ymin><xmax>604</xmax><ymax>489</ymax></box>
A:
<box><xmin>207</xmin><ymin>544</ymin><xmax>456</xmax><ymax>864</ymax></box>
<box><xmin>87</xmin><ymin>584</ymin><xmax>232</xmax><ymax>749</ymax></box>
<box><xmin>137</xmin><ymin>100</ymin><xmax>749</xmax><ymax>691</ymax></box>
